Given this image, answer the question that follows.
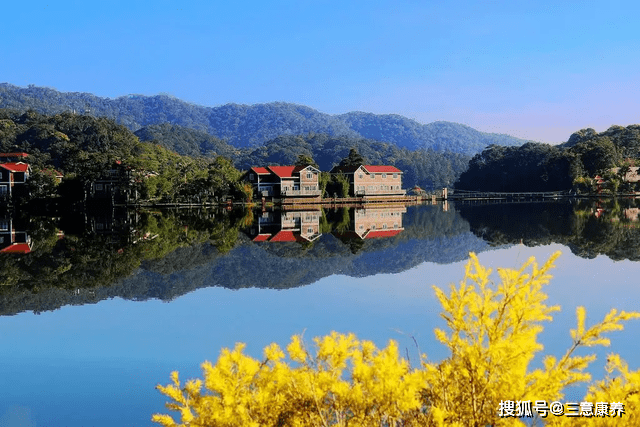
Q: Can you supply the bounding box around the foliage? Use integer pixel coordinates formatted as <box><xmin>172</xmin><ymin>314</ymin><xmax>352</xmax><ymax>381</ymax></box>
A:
<box><xmin>456</xmin><ymin>125</ymin><xmax>640</xmax><ymax>193</ymax></box>
<box><xmin>1</xmin><ymin>84</ymin><xmax>527</xmax><ymax>154</ymax></box>
<box><xmin>153</xmin><ymin>252</ymin><xmax>640</xmax><ymax>426</ymax></box>
<box><xmin>338</xmin><ymin>148</ymin><xmax>367</xmax><ymax>168</ymax></box>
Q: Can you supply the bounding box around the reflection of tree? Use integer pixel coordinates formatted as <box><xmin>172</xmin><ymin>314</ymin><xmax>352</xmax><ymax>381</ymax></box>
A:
<box><xmin>457</xmin><ymin>199</ymin><xmax>640</xmax><ymax>261</ymax></box>
<box><xmin>0</xmin><ymin>208</ymin><xmax>246</xmax><ymax>306</ymax></box>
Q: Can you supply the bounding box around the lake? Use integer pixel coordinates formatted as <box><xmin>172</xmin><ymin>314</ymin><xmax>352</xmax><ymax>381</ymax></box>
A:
<box><xmin>2</xmin><ymin>199</ymin><xmax>640</xmax><ymax>426</ymax></box>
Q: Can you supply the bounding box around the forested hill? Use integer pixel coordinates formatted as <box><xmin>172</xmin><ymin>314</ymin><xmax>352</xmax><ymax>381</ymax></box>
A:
<box><xmin>0</xmin><ymin>83</ymin><xmax>528</xmax><ymax>155</ymax></box>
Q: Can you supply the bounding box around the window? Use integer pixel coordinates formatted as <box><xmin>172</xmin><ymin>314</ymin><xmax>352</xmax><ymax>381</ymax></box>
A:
<box><xmin>382</xmin><ymin>173</ymin><xmax>387</xmax><ymax>178</ymax></box>
<box><xmin>0</xmin><ymin>220</ymin><xmax>7</xmax><ymax>231</ymax></box>
<box><xmin>95</xmin><ymin>183</ymin><xmax>103</xmax><ymax>191</ymax></box>
<box><xmin>359</xmin><ymin>174</ymin><xmax>363</xmax><ymax>179</ymax></box>
<box><xmin>250</xmin><ymin>173</ymin><xmax>255</xmax><ymax>180</ymax></box>
<box><xmin>307</xmin><ymin>173</ymin><xmax>312</xmax><ymax>179</ymax></box>
<box><xmin>371</xmin><ymin>174</ymin><xmax>376</xmax><ymax>179</ymax></box>
<box><xmin>393</xmin><ymin>173</ymin><xmax>398</xmax><ymax>179</ymax></box>
<box><xmin>0</xmin><ymin>185</ymin><xmax>7</xmax><ymax>196</ymax></box>
<box><xmin>307</xmin><ymin>227</ymin><xmax>314</xmax><ymax>233</ymax></box>
<box><xmin>383</xmin><ymin>224</ymin><xmax>387</xmax><ymax>229</ymax></box>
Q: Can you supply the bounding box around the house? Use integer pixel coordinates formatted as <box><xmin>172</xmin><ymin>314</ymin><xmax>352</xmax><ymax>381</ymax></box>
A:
<box><xmin>0</xmin><ymin>216</ymin><xmax>32</xmax><ymax>254</ymax></box>
<box><xmin>87</xmin><ymin>161</ymin><xmax>135</xmax><ymax>204</ymax></box>
<box><xmin>244</xmin><ymin>165</ymin><xmax>322</xmax><ymax>198</ymax></box>
<box><xmin>329</xmin><ymin>165</ymin><xmax>405</xmax><ymax>196</ymax></box>
<box><xmin>0</xmin><ymin>161</ymin><xmax>31</xmax><ymax>199</ymax></box>
<box><xmin>611</xmin><ymin>166</ymin><xmax>640</xmax><ymax>183</ymax></box>
<box><xmin>248</xmin><ymin>209</ymin><xmax>321</xmax><ymax>242</ymax></box>
<box><xmin>333</xmin><ymin>205</ymin><xmax>406</xmax><ymax>240</ymax></box>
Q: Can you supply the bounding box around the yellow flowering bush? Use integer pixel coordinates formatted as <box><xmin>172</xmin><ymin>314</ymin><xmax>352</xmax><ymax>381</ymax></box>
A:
<box><xmin>153</xmin><ymin>252</ymin><xmax>640</xmax><ymax>426</ymax></box>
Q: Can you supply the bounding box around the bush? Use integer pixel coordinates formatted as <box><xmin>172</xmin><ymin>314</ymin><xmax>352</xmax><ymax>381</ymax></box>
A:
<box><xmin>153</xmin><ymin>252</ymin><xmax>640</xmax><ymax>426</ymax></box>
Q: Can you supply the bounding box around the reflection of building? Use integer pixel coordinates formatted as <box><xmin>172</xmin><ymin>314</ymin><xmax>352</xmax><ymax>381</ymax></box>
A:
<box><xmin>329</xmin><ymin>165</ymin><xmax>405</xmax><ymax>196</ymax></box>
<box><xmin>0</xmin><ymin>217</ymin><xmax>32</xmax><ymax>254</ymax></box>
<box><xmin>248</xmin><ymin>209</ymin><xmax>321</xmax><ymax>242</ymax></box>
<box><xmin>244</xmin><ymin>166</ymin><xmax>321</xmax><ymax>198</ymax></box>
<box><xmin>335</xmin><ymin>205</ymin><xmax>406</xmax><ymax>240</ymax></box>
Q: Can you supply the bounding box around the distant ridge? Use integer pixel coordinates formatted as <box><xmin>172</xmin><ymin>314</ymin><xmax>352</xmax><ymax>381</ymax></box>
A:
<box><xmin>0</xmin><ymin>83</ymin><xmax>529</xmax><ymax>155</ymax></box>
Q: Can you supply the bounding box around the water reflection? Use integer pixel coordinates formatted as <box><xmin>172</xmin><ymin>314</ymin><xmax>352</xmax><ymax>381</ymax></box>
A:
<box><xmin>0</xmin><ymin>215</ymin><xmax>32</xmax><ymax>254</ymax></box>
<box><xmin>456</xmin><ymin>198</ymin><xmax>640</xmax><ymax>261</ymax></box>
<box><xmin>3</xmin><ymin>199</ymin><xmax>640</xmax><ymax>316</ymax></box>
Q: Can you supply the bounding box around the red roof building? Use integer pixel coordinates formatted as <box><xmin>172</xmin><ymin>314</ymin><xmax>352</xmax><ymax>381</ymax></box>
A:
<box><xmin>0</xmin><ymin>161</ymin><xmax>31</xmax><ymax>198</ymax></box>
<box><xmin>245</xmin><ymin>165</ymin><xmax>321</xmax><ymax>198</ymax></box>
<box><xmin>330</xmin><ymin>164</ymin><xmax>405</xmax><ymax>197</ymax></box>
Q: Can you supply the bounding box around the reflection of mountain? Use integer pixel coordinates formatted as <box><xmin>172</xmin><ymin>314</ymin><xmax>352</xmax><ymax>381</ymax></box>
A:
<box><xmin>0</xmin><ymin>204</ymin><xmax>491</xmax><ymax>315</ymax></box>
<box><xmin>120</xmin><ymin>204</ymin><xmax>489</xmax><ymax>295</ymax></box>
<box><xmin>456</xmin><ymin>199</ymin><xmax>640</xmax><ymax>261</ymax></box>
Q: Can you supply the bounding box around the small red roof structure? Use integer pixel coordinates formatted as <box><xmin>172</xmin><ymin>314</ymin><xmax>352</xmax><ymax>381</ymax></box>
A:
<box><xmin>252</xmin><ymin>234</ymin><xmax>272</xmax><ymax>242</ymax></box>
<box><xmin>0</xmin><ymin>243</ymin><xmax>32</xmax><ymax>254</ymax></box>
<box><xmin>0</xmin><ymin>162</ymin><xmax>30</xmax><ymax>172</ymax></box>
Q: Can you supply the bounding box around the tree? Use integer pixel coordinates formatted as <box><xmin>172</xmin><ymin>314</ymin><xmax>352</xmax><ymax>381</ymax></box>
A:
<box><xmin>294</xmin><ymin>154</ymin><xmax>318</xmax><ymax>169</ymax></box>
<box><xmin>338</xmin><ymin>148</ymin><xmax>366</xmax><ymax>168</ymax></box>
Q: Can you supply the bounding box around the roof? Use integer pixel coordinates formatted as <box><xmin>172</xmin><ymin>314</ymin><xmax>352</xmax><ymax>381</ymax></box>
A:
<box><xmin>363</xmin><ymin>165</ymin><xmax>402</xmax><ymax>174</ymax></box>
<box><xmin>0</xmin><ymin>243</ymin><xmax>32</xmax><ymax>254</ymax></box>
<box><xmin>268</xmin><ymin>166</ymin><xmax>297</xmax><ymax>178</ymax></box>
<box><xmin>250</xmin><ymin>167</ymin><xmax>270</xmax><ymax>175</ymax></box>
<box><xmin>0</xmin><ymin>162</ymin><xmax>30</xmax><ymax>172</ymax></box>
<box><xmin>364</xmin><ymin>229</ymin><xmax>403</xmax><ymax>239</ymax></box>
<box><xmin>269</xmin><ymin>230</ymin><xmax>299</xmax><ymax>242</ymax></box>
<box><xmin>252</xmin><ymin>234</ymin><xmax>272</xmax><ymax>242</ymax></box>
<box><xmin>330</xmin><ymin>164</ymin><xmax>402</xmax><ymax>174</ymax></box>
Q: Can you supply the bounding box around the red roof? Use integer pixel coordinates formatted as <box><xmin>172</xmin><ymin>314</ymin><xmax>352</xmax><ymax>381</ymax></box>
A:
<box><xmin>364</xmin><ymin>229</ymin><xmax>403</xmax><ymax>239</ymax></box>
<box><xmin>269</xmin><ymin>230</ymin><xmax>302</xmax><ymax>242</ymax></box>
<box><xmin>268</xmin><ymin>166</ymin><xmax>297</xmax><ymax>178</ymax></box>
<box><xmin>252</xmin><ymin>234</ymin><xmax>271</xmax><ymax>242</ymax></box>
<box><xmin>0</xmin><ymin>243</ymin><xmax>32</xmax><ymax>254</ymax></box>
<box><xmin>363</xmin><ymin>165</ymin><xmax>402</xmax><ymax>173</ymax></box>
<box><xmin>251</xmin><ymin>167</ymin><xmax>270</xmax><ymax>174</ymax></box>
<box><xmin>0</xmin><ymin>162</ymin><xmax>29</xmax><ymax>172</ymax></box>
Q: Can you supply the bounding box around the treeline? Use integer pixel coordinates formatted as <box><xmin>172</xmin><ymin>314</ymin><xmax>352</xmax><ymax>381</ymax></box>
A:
<box><xmin>455</xmin><ymin>124</ymin><xmax>640</xmax><ymax>192</ymax></box>
<box><xmin>0</xmin><ymin>109</ymin><xmax>249</xmax><ymax>203</ymax></box>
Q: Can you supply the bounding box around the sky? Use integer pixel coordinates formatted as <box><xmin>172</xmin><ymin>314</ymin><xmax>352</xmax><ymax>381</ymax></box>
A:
<box><xmin>2</xmin><ymin>0</ymin><xmax>640</xmax><ymax>143</ymax></box>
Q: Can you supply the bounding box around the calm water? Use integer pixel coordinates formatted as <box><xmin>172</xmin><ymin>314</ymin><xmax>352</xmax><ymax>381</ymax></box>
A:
<box><xmin>2</xmin><ymin>200</ymin><xmax>640</xmax><ymax>426</ymax></box>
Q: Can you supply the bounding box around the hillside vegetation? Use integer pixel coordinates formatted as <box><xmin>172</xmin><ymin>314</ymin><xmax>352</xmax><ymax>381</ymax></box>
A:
<box><xmin>455</xmin><ymin>124</ymin><xmax>640</xmax><ymax>193</ymax></box>
<box><xmin>0</xmin><ymin>83</ymin><xmax>527</xmax><ymax>155</ymax></box>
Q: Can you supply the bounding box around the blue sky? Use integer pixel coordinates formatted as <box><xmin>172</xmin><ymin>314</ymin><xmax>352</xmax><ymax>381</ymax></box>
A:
<box><xmin>3</xmin><ymin>0</ymin><xmax>639</xmax><ymax>143</ymax></box>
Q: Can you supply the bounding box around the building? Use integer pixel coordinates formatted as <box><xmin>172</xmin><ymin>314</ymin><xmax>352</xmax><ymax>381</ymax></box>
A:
<box><xmin>245</xmin><ymin>165</ymin><xmax>322</xmax><ymax>198</ymax></box>
<box><xmin>329</xmin><ymin>164</ymin><xmax>405</xmax><ymax>196</ymax></box>
<box><xmin>333</xmin><ymin>205</ymin><xmax>406</xmax><ymax>240</ymax></box>
<box><xmin>0</xmin><ymin>216</ymin><xmax>32</xmax><ymax>254</ymax></box>
<box><xmin>0</xmin><ymin>162</ymin><xmax>31</xmax><ymax>200</ymax></box>
<box><xmin>248</xmin><ymin>209</ymin><xmax>321</xmax><ymax>242</ymax></box>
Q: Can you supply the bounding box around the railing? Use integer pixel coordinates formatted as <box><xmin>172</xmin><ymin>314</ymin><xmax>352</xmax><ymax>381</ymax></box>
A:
<box><xmin>281</xmin><ymin>189</ymin><xmax>322</xmax><ymax>197</ymax></box>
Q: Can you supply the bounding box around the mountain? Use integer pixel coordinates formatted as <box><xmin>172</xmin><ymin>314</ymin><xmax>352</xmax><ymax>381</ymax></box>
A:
<box><xmin>339</xmin><ymin>112</ymin><xmax>529</xmax><ymax>153</ymax></box>
<box><xmin>0</xmin><ymin>83</ymin><xmax>528</xmax><ymax>155</ymax></box>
